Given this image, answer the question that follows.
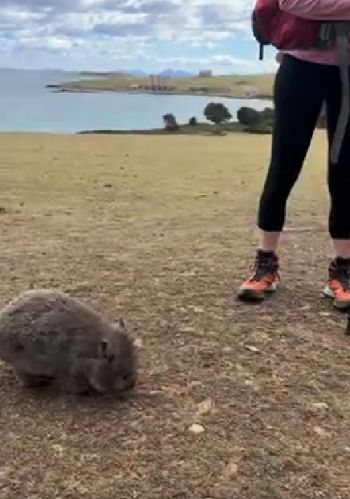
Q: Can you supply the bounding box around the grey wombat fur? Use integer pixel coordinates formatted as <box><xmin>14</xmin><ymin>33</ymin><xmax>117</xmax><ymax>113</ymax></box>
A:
<box><xmin>0</xmin><ymin>289</ymin><xmax>137</xmax><ymax>395</ymax></box>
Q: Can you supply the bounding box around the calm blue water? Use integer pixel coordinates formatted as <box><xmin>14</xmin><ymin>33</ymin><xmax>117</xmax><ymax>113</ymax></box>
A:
<box><xmin>0</xmin><ymin>69</ymin><xmax>272</xmax><ymax>133</ymax></box>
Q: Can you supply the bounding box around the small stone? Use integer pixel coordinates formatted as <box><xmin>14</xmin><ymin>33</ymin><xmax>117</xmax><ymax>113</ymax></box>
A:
<box><xmin>245</xmin><ymin>345</ymin><xmax>260</xmax><ymax>353</ymax></box>
<box><xmin>134</xmin><ymin>338</ymin><xmax>143</xmax><ymax>349</ymax></box>
<box><xmin>193</xmin><ymin>306</ymin><xmax>204</xmax><ymax>313</ymax></box>
<box><xmin>312</xmin><ymin>402</ymin><xmax>329</xmax><ymax>410</ymax></box>
<box><xmin>196</xmin><ymin>399</ymin><xmax>213</xmax><ymax>416</ymax></box>
<box><xmin>223</xmin><ymin>459</ymin><xmax>238</xmax><ymax>479</ymax></box>
<box><xmin>244</xmin><ymin>379</ymin><xmax>254</xmax><ymax>386</ymax></box>
<box><xmin>189</xmin><ymin>424</ymin><xmax>205</xmax><ymax>435</ymax></box>
<box><xmin>181</xmin><ymin>326</ymin><xmax>196</xmax><ymax>334</ymax></box>
<box><xmin>223</xmin><ymin>346</ymin><xmax>233</xmax><ymax>353</ymax></box>
<box><xmin>301</xmin><ymin>305</ymin><xmax>311</xmax><ymax>311</ymax></box>
<box><xmin>313</xmin><ymin>426</ymin><xmax>330</xmax><ymax>438</ymax></box>
<box><xmin>52</xmin><ymin>444</ymin><xmax>64</xmax><ymax>457</ymax></box>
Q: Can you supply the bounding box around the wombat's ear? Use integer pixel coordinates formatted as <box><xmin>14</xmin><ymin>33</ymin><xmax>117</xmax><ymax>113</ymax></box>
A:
<box><xmin>98</xmin><ymin>339</ymin><xmax>109</xmax><ymax>359</ymax></box>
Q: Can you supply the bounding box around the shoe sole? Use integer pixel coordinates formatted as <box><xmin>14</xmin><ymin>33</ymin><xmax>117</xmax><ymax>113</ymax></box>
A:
<box><xmin>237</xmin><ymin>283</ymin><xmax>277</xmax><ymax>303</ymax></box>
<box><xmin>323</xmin><ymin>285</ymin><xmax>350</xmax><ymax>310</ymax></box>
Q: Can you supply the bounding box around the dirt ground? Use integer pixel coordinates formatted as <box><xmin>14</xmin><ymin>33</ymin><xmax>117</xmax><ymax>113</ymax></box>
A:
<box><xmin>0</xmin><ymin>132</ymin><xmax>349</xmax><ymax>499</ymax></box>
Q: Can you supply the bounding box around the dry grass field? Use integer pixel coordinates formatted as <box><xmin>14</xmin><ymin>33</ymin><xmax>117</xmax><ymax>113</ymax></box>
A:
<box><xmin>0</xmin><ymin>131</ymin><xmax>349</xmax><ymax>498</ymax></box>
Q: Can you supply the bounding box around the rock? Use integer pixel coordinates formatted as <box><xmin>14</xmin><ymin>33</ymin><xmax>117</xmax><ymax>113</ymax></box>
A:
<box><xmin>312</xmin><ymin>402</ymin><xmax>329</xmax><ymax>410</ymax></box>
<box><xmin>189</xmin><ymin>424</ymin><xmax>205</xmax><ymax>435</ymax></box>
<box><xmin>181</xmin><ymin>326</ymin><xmax>196</xmax><ymax>334</ymax></box>
<box><xmin>223</xmin><ymin>346</ymin><xmax>233</xmax><ymax>353</ymax></box>
<box><xmin>245</xmin><ymin>345</ymin><xmax>260</xmax><ymax>353</ymax></box>
<box><xmin>313</xmin><ymin>426</ymin><xmax>330</xmax><ymax>438</ymax></box>
<box><xmin>52</xmin><ymin>444</ymin><xmax>64</xmax><ymax>457</ymax></box>
<box><xmin>193</xmin><ymin>306</ymin><xmax>204</xmax><ymax>313</ymax></box>
<box><xmin>196</xmin><ymin>399</ymin><xmax>213</xmax><ymax>416</ymax></box>
<box><xmin>223</xmin><ymin>459</ymin><xmax>238</xmax><ymax>479</ymax></box>
<box><xmin>134</xmin><ymin>338</ymin><xmax>143</xmax><ymax>349</ymax></box>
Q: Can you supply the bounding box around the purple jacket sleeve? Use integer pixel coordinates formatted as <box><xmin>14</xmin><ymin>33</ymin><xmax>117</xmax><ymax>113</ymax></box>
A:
<box><xmin>279</xmin><ymin>0</ymin><xmax>350</xmax><ymax>20</ymax></box>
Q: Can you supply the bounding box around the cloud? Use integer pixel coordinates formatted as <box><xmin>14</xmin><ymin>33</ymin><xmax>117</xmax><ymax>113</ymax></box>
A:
<box><xmin>0</xmin><ymin>0</ymin><xmax>277</xmax><ymax>72</ymax></box>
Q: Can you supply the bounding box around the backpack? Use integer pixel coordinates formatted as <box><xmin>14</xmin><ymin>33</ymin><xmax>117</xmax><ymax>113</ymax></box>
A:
<box><xmin>252</xmin><ymin>0</ymin><xmax>321</xmax><ymax>60</ymax></box>
<box><xmin>251</xmin><ymin>0</ymin><xmax>350</xmax><ymax>165</ymax></box>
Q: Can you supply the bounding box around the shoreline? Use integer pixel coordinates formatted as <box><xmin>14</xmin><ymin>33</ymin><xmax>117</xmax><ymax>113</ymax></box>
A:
<box><xmin>0</xmin><ymin>122</ymin><xmax>248</xmax><ymax>136</ymax></box>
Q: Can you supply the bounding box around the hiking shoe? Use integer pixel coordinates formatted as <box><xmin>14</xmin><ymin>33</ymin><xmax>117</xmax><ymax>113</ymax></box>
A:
<box><xmin>237</xmin><ymin>250</ymin><xmax>279</xmax><ymax>302</ymax></box>
<box><xmin>323</xmin><ymin>257</ymin><xmax>350</xmax><ymax>310</ymax></box>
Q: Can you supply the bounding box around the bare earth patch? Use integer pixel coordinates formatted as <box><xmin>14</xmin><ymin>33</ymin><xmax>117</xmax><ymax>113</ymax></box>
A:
<box><xmin>0</xmin><ymin>132</ymin><xmax>349</xmax><ymax>498</ymax></box>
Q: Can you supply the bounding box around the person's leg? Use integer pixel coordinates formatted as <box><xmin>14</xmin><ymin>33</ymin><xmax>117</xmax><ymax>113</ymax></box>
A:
<box><xmin>238</xmin><ymin>55</ymin><xmax>325</xmax><ymax>302</ymax></box>
<box><xmin>323</xmin><ymin>66</ymin><xmax>350</xmax><ymax>309</ymax></box>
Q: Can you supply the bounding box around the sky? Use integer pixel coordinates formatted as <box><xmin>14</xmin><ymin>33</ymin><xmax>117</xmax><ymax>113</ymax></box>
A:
<box><xmin>0</xmin><ymin>0</ymin><xmax>279</xmax><ymax>74</ymax></box>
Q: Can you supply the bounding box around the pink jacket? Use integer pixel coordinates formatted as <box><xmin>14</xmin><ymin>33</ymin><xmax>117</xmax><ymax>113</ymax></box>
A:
<box><xmin>279</xmin><ymin>0</ymin><xmax>350</xmax><ymax>64</ymax></box>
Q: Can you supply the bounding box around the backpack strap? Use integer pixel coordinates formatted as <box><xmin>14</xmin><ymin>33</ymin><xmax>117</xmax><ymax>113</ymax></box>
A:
<box><xmin>259</xmin><ymin>43</ymin><xmax>264</xmax><ymax>61</ymax></box>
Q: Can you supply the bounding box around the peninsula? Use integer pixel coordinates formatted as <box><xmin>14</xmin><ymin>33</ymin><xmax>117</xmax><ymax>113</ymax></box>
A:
<box><xmin>48</xmin><ymin>72</ymin><xmax>275</xmax><ymax>100</ymax></box>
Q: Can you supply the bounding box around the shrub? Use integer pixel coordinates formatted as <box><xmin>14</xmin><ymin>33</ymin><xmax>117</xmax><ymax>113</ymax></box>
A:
<box><xmin>259</xmin><ymin>107</ymin><xmax>275</xmax><ymax>125</ymax></box>
<box><xmin>237</xmin><ymin>106</ymin><xmax>261</xmax><ymax>126</ymax></box>
<box><xmin>204</xmin><ymin>102</ymin><xmax>232</xmax><ymax>125</ymax></box>
<box><xmin>246</xmin><ymin>123</ymin><xmax>273</xmax><ymax>134</ymax></box>
<box><xmin>163</xmin><ymin>113</ymin><xmax>179</xmax><ymax>131</ymax></box>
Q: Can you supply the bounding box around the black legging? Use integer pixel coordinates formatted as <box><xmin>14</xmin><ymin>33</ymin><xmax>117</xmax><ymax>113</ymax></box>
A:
<box><xmin>258</xmin><ymin>54</ymin><xmax>350</xmax><ymax>239</ymax></box>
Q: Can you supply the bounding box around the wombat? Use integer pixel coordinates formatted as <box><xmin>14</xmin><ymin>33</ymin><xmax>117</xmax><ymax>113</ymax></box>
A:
<box><xmin>0</xmin><ymin>289</ymin><xmax>137</xmax><ymax>395</ymax></box>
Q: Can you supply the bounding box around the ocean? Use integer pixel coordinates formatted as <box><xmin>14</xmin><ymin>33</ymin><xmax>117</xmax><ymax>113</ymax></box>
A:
<box><xmin>0</xmin><ymin>69</ymin><xmax>271</xmax><ymax>133</ymax></box>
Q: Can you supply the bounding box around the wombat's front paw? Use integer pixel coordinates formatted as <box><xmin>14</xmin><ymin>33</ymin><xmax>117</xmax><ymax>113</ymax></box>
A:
<box><xmin>15</xmin><ymin>370</ymin><xmax>54</xmax><ymax>388</ymax></box>
<box><xmin>63</xmin><ymin>374</ymin><xmax>93</xmax><ymax>396</ymax></box>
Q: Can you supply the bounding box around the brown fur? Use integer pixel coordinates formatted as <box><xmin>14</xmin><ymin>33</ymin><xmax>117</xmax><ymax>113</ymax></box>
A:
<box><xmin>0</xmin><ymin>289</ymin><xmax>137</xmax><ymax>395</ymax></box>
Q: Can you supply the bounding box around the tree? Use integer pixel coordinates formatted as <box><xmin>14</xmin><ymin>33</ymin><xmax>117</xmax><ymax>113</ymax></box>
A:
<box><xmin>204</xmin><ymin>102</ymin><xmax>232</xmax><ymax>129</ymax></box>
<box><xmin>188</xmin><ymin>116</ymin><xmax>197</xmax><ymax>126</ymax></box>
<box><xmin>237</xmin><ymin>106</ymin><xmax>261</xmax><ymax>126</ymax></box>
<box><xmin>163</xmin><ymin>113</ymin><xmax>179</xmax><ymax>131</ymax></box>
<box><xmin>260</xmin><ymin>107</ymin><xmax>275</xmax><ymax>125</ymax></box>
